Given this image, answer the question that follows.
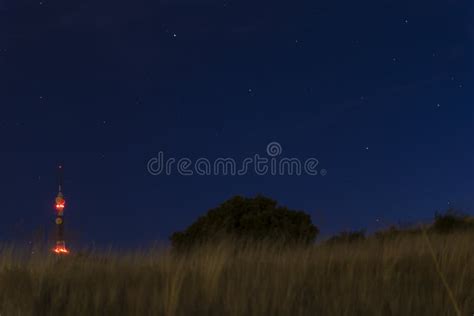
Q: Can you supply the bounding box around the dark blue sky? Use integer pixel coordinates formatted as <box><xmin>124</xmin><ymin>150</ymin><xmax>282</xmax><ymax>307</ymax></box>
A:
<box><xmin>1</xmin><ymin>0</ymin><xmax>473</xmax><ymax>246</ymax></box>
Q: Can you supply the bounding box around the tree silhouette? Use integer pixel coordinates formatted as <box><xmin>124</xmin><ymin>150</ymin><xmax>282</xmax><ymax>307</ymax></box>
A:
<box><xmin>170</xmin><ymin>195</ymin><xmax>319</xmax><ymax>249</ymax></box>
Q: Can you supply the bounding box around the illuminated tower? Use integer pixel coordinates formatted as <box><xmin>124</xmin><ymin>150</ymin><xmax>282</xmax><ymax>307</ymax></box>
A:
<box><xmin>53</xmin><ymin>165</ymin><xmax>69</xmax><ymax>254</ymax></box>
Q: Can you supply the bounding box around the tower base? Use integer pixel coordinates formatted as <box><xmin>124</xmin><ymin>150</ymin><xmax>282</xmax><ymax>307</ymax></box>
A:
<box><xmin>53</xmin><ymin>241</ymin><xmax>69</xmax><ymax>254</ymax></box>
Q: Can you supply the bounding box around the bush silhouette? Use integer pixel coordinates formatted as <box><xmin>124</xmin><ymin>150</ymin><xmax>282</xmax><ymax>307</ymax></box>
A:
<box><xmin>430</xmin><ymin>209</ymin><xmax>474</xmax><ymax>234</ymax></box>
<box><xmin>170</xmin><ymin>195</ymin><xmax>319</xmax><ymax>249</ymax></box>
<box><xmin>374</xmin><ymin>225</ymin><xmax>422</xmax><ymax>240</ymax></box>
<box><xmin>326</xmin><ymin>230</ymin><xmax>366</xmax><ymax>244</ymax></box>
<box><xmin>372</xmin><ymin>209</ymin><xmax>474</xmax><ymax>239</ymax></box>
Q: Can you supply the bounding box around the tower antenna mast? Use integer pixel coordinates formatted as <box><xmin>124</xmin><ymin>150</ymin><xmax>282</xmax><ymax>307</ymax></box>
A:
<box><xmin>53</xmin><ymin>165</ymin><xmax>69</xmax><ymax>254</ymax></box>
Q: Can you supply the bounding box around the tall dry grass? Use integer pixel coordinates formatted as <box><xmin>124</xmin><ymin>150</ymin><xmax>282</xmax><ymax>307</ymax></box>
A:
<box><xmin>0</xmin><ymin>232</ymin><xmax>473</xmax><ymax>316</ymax></box>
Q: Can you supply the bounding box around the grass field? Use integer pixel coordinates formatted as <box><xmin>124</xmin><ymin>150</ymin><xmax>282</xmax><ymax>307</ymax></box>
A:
<box><xmin>0</xmin><ymin>232</ymin><xmax>473</xmax><ymax>315</ymax></box>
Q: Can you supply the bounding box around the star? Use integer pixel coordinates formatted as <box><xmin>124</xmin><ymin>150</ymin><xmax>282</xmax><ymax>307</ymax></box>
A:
<box><xmin>437</xmin><ymin>103</ymin><xmax>441</xmax><ymax>108</ymax></box>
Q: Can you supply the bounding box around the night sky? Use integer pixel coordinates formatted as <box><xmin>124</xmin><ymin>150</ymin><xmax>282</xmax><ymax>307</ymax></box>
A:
<box><xmin>1</xmin><ymin>0</ymin><xmax>473</xmax><ymax>247</ymax></box>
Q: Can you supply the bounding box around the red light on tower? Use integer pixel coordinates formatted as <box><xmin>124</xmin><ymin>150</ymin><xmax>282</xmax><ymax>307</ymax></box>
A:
<box><xmin>55</xmin><ymin>196</ymin><xmax>65</xmax><ymax>211</ymax></box>
<box><xmin>53</xmin><ymin>165</ymin><xmax>69</xmax><ymax>255</ymax></box>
